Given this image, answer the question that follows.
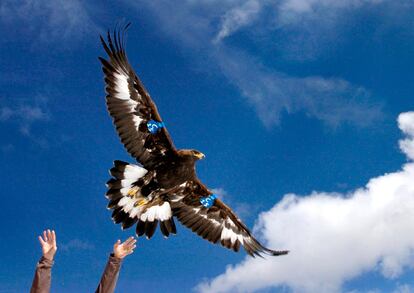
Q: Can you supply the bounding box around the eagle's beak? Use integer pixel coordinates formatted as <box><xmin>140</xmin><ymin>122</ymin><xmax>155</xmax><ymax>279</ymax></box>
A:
<box><xmin>196</xmin><ymin>152</ymin><xmax>205</xmax><ymax>160</ymax></box>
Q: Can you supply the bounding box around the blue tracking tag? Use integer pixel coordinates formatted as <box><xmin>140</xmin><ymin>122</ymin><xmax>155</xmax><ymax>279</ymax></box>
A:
<box><xmin>147</xmin><ymin>120</ymin><xmax>165</xmax><ymax>134</ymax></box>
<box><xmin>200</xmin><ymin>194</ymin><xmax>217</xmax><ymax>208</ymax></box>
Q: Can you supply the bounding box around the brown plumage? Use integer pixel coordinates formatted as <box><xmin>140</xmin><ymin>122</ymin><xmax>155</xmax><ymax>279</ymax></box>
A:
<box><xmin>100</xmin><ymin>25</ymin><xmax>288</xmax><ymax>257</ymax></box>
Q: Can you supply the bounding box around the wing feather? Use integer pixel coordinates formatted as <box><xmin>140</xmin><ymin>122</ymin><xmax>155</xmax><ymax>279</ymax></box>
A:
<box><xmin>171</xmin><ymin>181</ymin><xmax>289</xmax><ymax>257</ymax></box>
<box><xmin>100</xmin><ymin>26</ymin><xmax>177</xmax><ymax>169</ymax></box>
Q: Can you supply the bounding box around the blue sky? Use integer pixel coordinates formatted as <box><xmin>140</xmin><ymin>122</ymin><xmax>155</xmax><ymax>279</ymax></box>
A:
<box><xmin>1</xmin><ymin>0</ymin><xmax>414</xmax><ymax>292</ymax></box>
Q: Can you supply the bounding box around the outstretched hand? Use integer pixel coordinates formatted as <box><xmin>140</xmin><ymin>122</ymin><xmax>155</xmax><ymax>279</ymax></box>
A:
<box><xmin>113</xmin><ymin>236</ymin><xmax>136</xmax><ymax>259</ymax></box>
<box><xmin>38</xmin><ymin>229</ymin><xmax>57</xmax><ymax>261</ymax></box>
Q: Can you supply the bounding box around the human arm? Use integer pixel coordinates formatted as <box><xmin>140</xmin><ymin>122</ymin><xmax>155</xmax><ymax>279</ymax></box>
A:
<box><xmin>30</xmin><ymin>229</ymin><xmax>57</xmax><ymax>293</ymax></box>
<box><xmin>95</xmin><ymin>236</ymin><xmax>137</xmax><ymax>293</ymax></box>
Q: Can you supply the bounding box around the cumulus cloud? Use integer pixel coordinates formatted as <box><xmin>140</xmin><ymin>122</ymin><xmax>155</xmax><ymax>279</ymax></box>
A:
<box><xmin>399</xmin><ymin>112</ymin><xmax>414</xmax><ymax>160</ymax></box>
<box><xmin>196</xmin><ymin>111</ymin><xmax>414</xmax><ymax>293</ymax></box>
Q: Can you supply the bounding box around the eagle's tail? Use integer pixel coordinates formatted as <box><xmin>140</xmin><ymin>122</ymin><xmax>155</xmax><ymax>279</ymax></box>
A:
<box><xmin>106</xmin><ymin>160</ymin><xmax>176</xmax><ymax>239</ymax></box>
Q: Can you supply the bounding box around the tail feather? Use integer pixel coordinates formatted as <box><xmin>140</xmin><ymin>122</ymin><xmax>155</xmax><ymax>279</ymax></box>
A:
<box><xmin>112</xmin><ymin>207</ymin><xmax>128</xmax><ymax>224</ymax></box>
<box><xmin>159</xmin><ymin>221</ymin><xmax>170</xmax><ymax>237</ymax></box>
<box><xmin>121</xmin><ymin>216</ymin><xmax>138</xmax><ymax>230</ymax></box>
<box><xmin>106</xmin><ymin>160</ymin><xmax>177</xmax><ymax>239</ymax></box>
<box><xmin>107</xmin><ymin>197</ymin><xmax>121</xmax><ymax>209</ymax></box>
<box><xmin>136</xmin><ymin>219</ymin><xmax>146</xmax><ymax>236</ymax></box>
<box><xmin>159</xmin><ymin>218</ymin><xmax>177</xmax><ymax>238</ymax></box>
<box><xmin>145</xmin><ymin>220</ymin><xmax>158</xmax><ymax>239</ymax></box>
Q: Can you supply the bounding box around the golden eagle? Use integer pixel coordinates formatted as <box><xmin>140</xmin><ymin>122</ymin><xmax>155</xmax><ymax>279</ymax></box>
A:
<box><xmin>99</xmin><ymin>26</ymin><xmax>288</xmax><ymax>257</ymax></box>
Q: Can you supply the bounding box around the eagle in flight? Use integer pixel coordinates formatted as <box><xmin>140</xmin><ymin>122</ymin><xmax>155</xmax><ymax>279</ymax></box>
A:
<box><xmin>99</xmin><ymin>25</ymin><xmax>288</xmax><ymax>257</ymax></box>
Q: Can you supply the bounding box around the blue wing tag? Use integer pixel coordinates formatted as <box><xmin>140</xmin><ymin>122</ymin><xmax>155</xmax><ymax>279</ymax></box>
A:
<box><xmin>147</xmin><ymin>120</ymin><xmax>165</xmax><ymax>134</ymax></box>
<box><xmin>200</xmin><ymin>194</ymin><xmax>217</xmax><ymax>208</ymax></box>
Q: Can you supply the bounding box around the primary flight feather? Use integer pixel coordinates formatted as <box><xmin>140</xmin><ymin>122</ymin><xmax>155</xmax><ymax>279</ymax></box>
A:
<box><xmin>99</xmin><ymin>25</ymin><xmax>288</xmax><ymax>257</ymax></box>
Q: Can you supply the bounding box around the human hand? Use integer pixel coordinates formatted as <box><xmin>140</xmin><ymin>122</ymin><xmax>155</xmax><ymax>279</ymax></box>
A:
<box><xmin>113</xmin><ymin>236</ymin><xmax>136</xmax><ymax>259</ymax></box>
<box><xmin>38</xmin><ymin>229</ymin><xmax>57</xmax><ymax>261</ymax></box>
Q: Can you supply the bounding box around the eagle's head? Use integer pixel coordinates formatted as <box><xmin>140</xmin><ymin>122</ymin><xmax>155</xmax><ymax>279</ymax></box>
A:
<box><xmin>179</xmin><ymin>149</ymin><xmax>205</xmax><ymax>161</ymax></box>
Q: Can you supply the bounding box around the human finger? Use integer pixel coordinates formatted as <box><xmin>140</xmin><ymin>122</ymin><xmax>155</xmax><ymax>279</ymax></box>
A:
<box><xmin>43</xmin><ymin>231</ymin><xmax>48</xmax><ymax>242</ymax></box>
<box><xmin>38</xmin><ymin>235</ymin><xmax>46</xmax><ymax>245</ymax></box>
<box><xmin>126</xmin><ymin>239</ymin><xmax>137</xmax><ymax>249</ymax></box>
<box><xmin>114</xmin><ymin>239</ymin><xmax>121</xmax><ymax>248</ymax></box>
<box><xmin>128</xmin><ymin>244</ymin><xmax>137</xmax><ymax>253</ymax></box>
<box><xmin>124</xmin><ymin>236</ymin><xmax>135</xmax><ymax>246</ymax></box>
<box><xmin>47</xmin><ymin>230</ymin><xmax>52</xmax><ymax>242</ymax></box>
<box><xmin>127</xmin><ymin>246</ymin><xmax>136</xmax><ymax>255</ymax></box>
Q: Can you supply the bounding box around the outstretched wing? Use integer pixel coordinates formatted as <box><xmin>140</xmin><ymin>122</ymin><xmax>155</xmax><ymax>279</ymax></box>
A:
<box><xmin>99</xmin><ymin>26</ymin><xmax>177</xmax><ymax>169</ymax></box>
<box><xmin>171</xmin><ymin>181</ymin><xmax>289</xmax><ymax>257</ymax></box>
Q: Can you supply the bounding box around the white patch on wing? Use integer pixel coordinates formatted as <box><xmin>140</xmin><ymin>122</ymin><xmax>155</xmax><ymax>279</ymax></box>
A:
<box><xmin>118</xmin><ymin>197</ymin><xmax>131</xmax><ymax>207</ymax></box>
<box><xmin>123</xmin><ymin>200</ymin><xmax>136</xmax><ymax>213</ymax></box>
<box><xmin>120</xmin><ymin>187</ymin><xmax>130</xmax><ymax>196</ymax></box>
<box><xmin>199</xmin><ymin>213</ymin><xmax>221</xmax><ymax>226</ymax></box>
<box><xmin>119</xmin><ymin>178</ymin><xmax>138</xmax><ymax>187</ymax></box>
<box><xmin>117</xmin><ymin>194</ymin><xmax>145</xmax><ymax>218</ymax></box>
<box><xmin>132</xmin><ymin>115</ymin><xmax>143</xmax><ymax>130</ymax></box>
<box><xmin>118</xmin><ymin>196</ymin><xmax>135</xmax><ymax>213</ymax></box>
<box><xmin>114</xmin><ymin>72</ymin><xmax>130</xmax><ymax>100</ymax></box>
<box><xmin>158</xmin><ymin>202</ymin><xmax>172</xmax><ymax>221</ymax></box>
<box><xmin>140</xmin><ymin>202</ymin><xmax>172</xmax><ymax>222</ymax></box>
<box><xmin>124</xmin><ymin>164</ymin><xmax>147</xmax><ymax>180</ymax></box>
<box><xmin>170</xmin><ymin>195</ymin><xmax>185</xmax><ymax>202</ymax></box>
<box><xmin>129</xmin><ymin>206</ymin><xmax>143</xmax><ymax>218</ymax></box>
<box><xmin>112</xmin><ymin>72</ymin><xmax>144</xmax><ymax>130</ymax></box>
<box><xmin>220</xmin><ymin>221</ymin><xmax>244</xmax><ymax>244</ymax></box>
<box><xmin>124</xmin><ymin>99</ymin><xmax>138</xmax><ymax>108</ymax></box>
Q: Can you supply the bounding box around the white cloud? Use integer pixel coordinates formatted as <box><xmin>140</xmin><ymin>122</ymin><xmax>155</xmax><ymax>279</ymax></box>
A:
<box><xmin>0</xmin><ymin>144</ymin><xmax>14</xmax><ymax>153</ymax></box>
<box><xmin>393</xmin><ymin>284</ymin><xmax>414</xmax><ymax>293</ymax></box>
<box><xmin>213</xmin><ymin>0</ymin><xmax>414</xmax><ymax>62</ymax></box>
<box><xmin>215</xmin><ymin>0</ymin><xmax>262</xmax><ymax>42</ymax></box>
<box><xmin>211</xmin><ymin>187</ymin><xmax>259</xmax><ymax>220</ymax></box>
<box><xmin>0</xmin><ymin>104</ymin><xmax>48</xmax><ymax>123</ymax></box>
<box><xmin>211</xmin><ymin>188</ymin><xmax>228</xmax><ymax>200</ymax></box>
<box><xmin>399</xmin><ymin>112</ymin><xmax>414</xmax><ymax>160</ymax></box>
<box><xmin>59</xmin><ymin>239</ymin><xmax>95</xmax><ymax>252</ymax></box>
<box><xmin>196</xmin><ymin>111</ymin><xmax>414</xmax><ymax>293</ymax></box>
<box><xmin>0</xmin><ymin>0</ymin><xmax>98</xmax><ymax>42</ymax></box>
<box><xmin>278</xmin><ymin>0</ymin><xmax>386</xmax><ymax>24</ymax></box>
<box><xmin>128</xmin><ymin>0</ymin><xmax>384</xmax><ymax>128</ymax></box>
<box><xmin>0</xmin><ymin>107</ymin><xmax>13</xmax><ymax>121</ymax></box>
<box><xmin>215</xmin><ymin>0</ymin><xmax>389</xmax><ymax>37</ymax></box>
<box><xmin>0</xmin><ymin>96</ymin><xmax>50</xmax><ymax>145</ymax></box>
<box><xmin>215</xmin><ymin>47</ymin><xmax>382</xmax><ymax>127</ymax></box>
